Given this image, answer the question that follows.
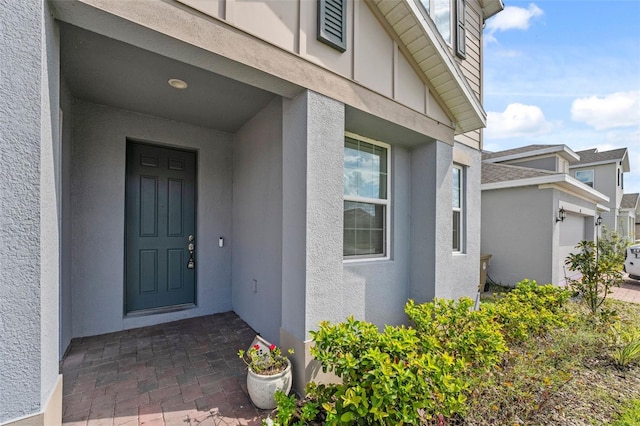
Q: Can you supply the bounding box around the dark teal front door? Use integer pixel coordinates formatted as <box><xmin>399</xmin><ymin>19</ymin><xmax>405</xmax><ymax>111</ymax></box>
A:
<box><xmin>125</xmin><ymin>142</ymin><xmax>196</xmax><ymax>313</ymax></box>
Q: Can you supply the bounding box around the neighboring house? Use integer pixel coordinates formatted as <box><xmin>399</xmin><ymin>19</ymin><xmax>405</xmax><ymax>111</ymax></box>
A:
<box><xmin>620</xmin><ymin>193</ymin><xmax>639</xmax><ymax>242</ymax></box>
<box><xmin>569</xmin><ymin>148</ymin><xmax>635</xmax><ymax>241</ymax></box>
<box><xmin>481</xmin><ymin>145</ymin><xmax>609</xmax><ymax>287</ymax></box>
<box><xmin>1</xmin><ymin>0</ymin><xmax>504</xmax><ymax>423</ymax></box>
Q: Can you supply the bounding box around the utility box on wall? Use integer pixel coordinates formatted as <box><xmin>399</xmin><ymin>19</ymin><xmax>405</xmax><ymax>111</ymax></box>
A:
<box><xmin>480</xmin><ymin>254</ymin><xmax>492</xmax><ymax>292</ymax></box>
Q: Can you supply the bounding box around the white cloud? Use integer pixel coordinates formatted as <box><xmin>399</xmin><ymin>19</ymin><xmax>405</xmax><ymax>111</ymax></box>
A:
<box><xmin>571</xmin><ymin>91</ymin><xmax>640</xmax><ymax>130</ymax></box>
<box><xmin>485</xmin><ymin>3</ymin><xmax>543</xmax><ymax>41</ymax></box>
<box><xmin>485</xmin><ymin>103</ymin><xmax>557</xmax><ymax>139</ymax></box>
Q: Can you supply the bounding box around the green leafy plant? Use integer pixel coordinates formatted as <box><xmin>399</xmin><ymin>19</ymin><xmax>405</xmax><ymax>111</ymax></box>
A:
<box><xmin>598</xmin><ymin>225</ymin><xmax>629</xmax><ymax>269</ymax></box>
<box><xmin>263</xmin><ymin>391</ymin><xmax>320</xmax><ymax>426</ymax></box>
<box><xmin>405</xmin><ymin>297</ymin><xmax>508</xmax><ymax>376</ymax></box>
<box><xmin>565</xmin><ymin>240</ymin><xmax>624</xmax><ymax>317</ymax></box>
<box><xmin>608</xmin><ymin>322</ymin><xmax>640</xmax><ymax>368</ymax></box>
<box><xmin>238</xmin><ymin>343</ymin><xmax>293</xmax><ymax>375</ymax></box>
<box><xmin>291</xmin><ymin>299</ymin><xmax>510</xmax><ymax>424</ymax></box>
<box><xmin>308</xmin><ymin>316</ymin><xmax>470</xmax><ymax>424</ymax></box>
<box><xmin>483</xmin><ymin>279</ymin><xmax>573</xmax><ymax>342</ymax></box>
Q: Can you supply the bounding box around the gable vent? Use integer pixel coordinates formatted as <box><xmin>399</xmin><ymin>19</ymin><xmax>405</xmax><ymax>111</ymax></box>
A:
<box><xmin>317</xmin><ymin>0</ymin><xmax>347</xmax><ymax>52</ymax></box>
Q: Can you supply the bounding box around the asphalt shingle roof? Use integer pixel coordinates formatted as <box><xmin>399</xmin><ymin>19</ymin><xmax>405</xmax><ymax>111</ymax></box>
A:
<box><xmin>621</xmin><ymin>193</ymin><xmax>639</xmax><ymax>209</ymax></box>
<box><xmin>571</xmin><ymin>148</ymin><xmax>627</xmax><ymax>165</ymax></box>
<box><xmin>482</xmin><ymin>162</ymin><xmax>558</xmax><ymax>185</ymax></box>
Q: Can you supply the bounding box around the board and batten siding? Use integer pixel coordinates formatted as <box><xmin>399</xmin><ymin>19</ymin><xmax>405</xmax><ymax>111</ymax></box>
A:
<box><xmin>454</xmin><ymin>0</ymin><xmax>482</xmax><ymax>150</ymax></box>
<box><xmin>175</xmin><ymin>0</ymin><xmax>486</xmax><ymax>149</ymax></box>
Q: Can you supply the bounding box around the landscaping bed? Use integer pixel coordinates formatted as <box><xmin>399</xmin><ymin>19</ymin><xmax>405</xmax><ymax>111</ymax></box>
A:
<box><xmin>266</xmin><ymin>282</ymin><xmax>640</xmax><ymax>425</ymax></box>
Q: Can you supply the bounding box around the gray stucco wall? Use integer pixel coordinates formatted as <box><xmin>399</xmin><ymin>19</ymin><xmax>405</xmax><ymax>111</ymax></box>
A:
<box><xmin>281</xmin><ymin>91</ymin><xmax>345</xmax><ymax>341</ymax></box>
<box><xmin>232</xmin><ymin>98</ymin><xmax>283</xmax><ymax>344</ymax></box>
<box><xmin>69</xmin><ymin>100</ymin><xmax>233</xmax><ymax>338</ymax></box>
<box><xmin>0</xmin><ymin>0</ymin><xmax>60</xmax><ymax>421</ymax></box>
<box><xmin>449</xmin><ymin>143</ymin><xmax>482</xmax><ymax>300</ymax></box>
<box><xmin>60</xmin><ymin>79</ymin><xmax>74</xmax><ymax>358</ymax></box>
<box><xmin>409</xmin><ymin>140</ymin><xmax>453</xmax><ymax>302</ymax></box>
<box><xmin>481</xmin><ymin>187</ymin><xmax>553</xmax><ymax>286</ymax></box>
<box><xmin>343</xmin><ymin>145</ymin><xmax>411</xmax><ymax>328</ymax></box>
<box><xmin>343</xmin><ymin>139</ymin><xmax>482</xmax><ymax>328</ymax></box>
<box><xmin>482</xmin><ymin>185</ymin><xmax>600</xmax><ymax>287</ymax></box>
<box><xmin>41</xmin><ymin>0</ymin><xmax>61</xmax><ymax>405</ymax></box>
<box><xmin>512</xmin><ymin>156</ymin><xmax>557</xmax><ymax>172</ymax></box>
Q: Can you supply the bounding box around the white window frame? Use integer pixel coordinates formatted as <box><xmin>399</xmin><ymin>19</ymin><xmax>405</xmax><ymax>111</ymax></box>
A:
<box><xmin>575</xmin><ymin>169</ymin><xmax>594</xmax><ymax>188</ymax></box>
<box><xmin>452</xmin><ymin>164</ymin><xmax>465</xmax><ymax>253</ymax></box>
<box><xmin>343</xmin><ymin>131</ymin><xmax>391</xmax><ymax>262</ymax></box>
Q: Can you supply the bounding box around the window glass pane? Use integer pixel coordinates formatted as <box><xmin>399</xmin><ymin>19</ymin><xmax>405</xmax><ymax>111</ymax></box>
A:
<box><xmin>343</xmin><ymin>137</ymin><xmax>387</xmax><ymax>200</ymax></box>
<box><xmin>433</xmin><ymin>0</ymin><xmax>451</xmax><ymax>44</ymax></box>
<box><xmin>575</xmin><ymin>170</ymin><xmax>594</xmax><ymax>187</ymax></box>
<box><xmin>452</xmin><ymin>210</ymin><xmax>460</xmax><ymax>251</ymax></box>
<box><xmin>343</xmin><ymin>201</ymin><xmax>385</xmax><ymax>257</ymax></box>
<box><xmin>452</xmin><ymin>167</ymin><xmax>461</xmax><ymax>209</ymax></box>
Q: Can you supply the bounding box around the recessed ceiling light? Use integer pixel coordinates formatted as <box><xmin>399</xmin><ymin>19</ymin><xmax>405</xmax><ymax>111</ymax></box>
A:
<box><xmin>168</xmin><ymin>78</ymin><xmax>188</xmax><ymax>89</ymax></box>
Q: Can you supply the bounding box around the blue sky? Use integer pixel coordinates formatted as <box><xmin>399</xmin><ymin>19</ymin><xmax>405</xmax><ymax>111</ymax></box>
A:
<box><xmin>482</xmin><ymin>0</ymin><xmax>640</xmax><ymax>195</ymax></box>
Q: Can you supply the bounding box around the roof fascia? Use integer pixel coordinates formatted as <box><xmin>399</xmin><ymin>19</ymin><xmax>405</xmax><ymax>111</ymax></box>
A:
<box><xmin>622</xmin><ymin>150</ymin><xmax>630</xmax><ymax>172</ymax></box>
<box><xmin>484</xmin><ymin>145</ymin><xmax>579</xmax><ymax>164</ymax></box>
<box><xmin>482</xmin><ymin>173</ymin><xmax>609</xmax><ymax>204</ymax></box>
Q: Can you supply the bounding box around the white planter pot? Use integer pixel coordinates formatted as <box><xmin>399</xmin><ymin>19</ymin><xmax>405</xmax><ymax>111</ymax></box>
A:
<box><xmin>246</xmin><ymin>358</ymin><xmax>293</xmax><ymax>409</ymax></box>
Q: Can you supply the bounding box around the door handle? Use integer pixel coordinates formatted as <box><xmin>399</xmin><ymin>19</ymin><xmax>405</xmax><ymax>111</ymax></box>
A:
<box><xmin>187</xmin><ymin>235</ymin><xmax>195</xmax><ymax>269</ymax></box>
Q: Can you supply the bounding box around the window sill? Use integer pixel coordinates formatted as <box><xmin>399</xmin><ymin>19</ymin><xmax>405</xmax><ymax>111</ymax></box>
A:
<box><xmin>343</xmin><ymin>256</ymin><xmax>390</xmax><ymax>264</ymax></box>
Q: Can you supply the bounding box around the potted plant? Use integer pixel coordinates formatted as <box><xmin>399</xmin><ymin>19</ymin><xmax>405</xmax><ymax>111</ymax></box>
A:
<box><xmin>238</xmin><ymin>336</ymin><xmax>293</xmax><ymax>409</ymax></box>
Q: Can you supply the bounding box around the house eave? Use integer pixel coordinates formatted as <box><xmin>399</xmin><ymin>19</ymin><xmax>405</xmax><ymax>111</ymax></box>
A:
<box><xmin>370</xmin><ymin>0</ymin><xmax>487</xmax><ymax>134</ymax></box>
<box><xmin>482</xmin><ymin>174</ymin><xmax>610</xmax><ymax>204</ymax></box>
<box><xmin>484</xmin><ymin>145</ymin><xmax>580</xmax><ymax>164</ymax></box>
<box><xmin>480</xmin><ymin>0</ymin><xmax>504</xmax><ymax>20</ymax></box>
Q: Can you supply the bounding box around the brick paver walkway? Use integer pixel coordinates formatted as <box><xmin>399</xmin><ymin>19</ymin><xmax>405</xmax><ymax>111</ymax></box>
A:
<box><xmin>610</xmin><ymin>275</ymin><xmax>640</xmax><ymax>304</ymax></box>
<box><xmin>60</xmin><ymin>312</ymin><xmax>270</xmax><ymax>426</ymax></box>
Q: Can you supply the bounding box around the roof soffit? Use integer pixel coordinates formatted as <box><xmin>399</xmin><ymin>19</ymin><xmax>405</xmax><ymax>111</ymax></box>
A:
<box><xmin>479</xmin><ymin>0</ymin><xmax>504</xmax><ymax>20</ymax></box>
<box><xmin>368</xmin><ymin>0</ymin><xmax>489</xmax><ymax>134</ymax></box>
<box><xmin>482</xmin><ymin>173</ymin><xmax>609</xmax><ymax>205</ymax></box>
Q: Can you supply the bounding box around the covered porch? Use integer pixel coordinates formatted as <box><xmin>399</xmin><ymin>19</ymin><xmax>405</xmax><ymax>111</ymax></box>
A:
<box><xmin>61</xmin><ymin>312</ymin><xmax>267</xmax><ymax>426</ymax></box>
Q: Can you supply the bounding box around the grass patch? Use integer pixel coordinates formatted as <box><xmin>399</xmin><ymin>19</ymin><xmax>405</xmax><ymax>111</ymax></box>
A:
<box><xmin>465</xmin><ymin>298</ymin><xmax>640</xmax><ymax>425</ymax></box>
<box><xmin>611</xmin><ymin>400</ymin><xmax>640</xmax><ymax>426</ymax></box>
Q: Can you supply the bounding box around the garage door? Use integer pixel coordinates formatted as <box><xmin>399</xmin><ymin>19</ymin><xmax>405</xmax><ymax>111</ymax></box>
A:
<box><xmin>558</xmin><ymin>213</ymin><xmax>587</xmax><ymax>284</ymax></box>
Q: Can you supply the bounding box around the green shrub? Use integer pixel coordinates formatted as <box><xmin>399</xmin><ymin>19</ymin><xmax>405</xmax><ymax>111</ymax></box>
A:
<box><xmin>309</xmin><ymin>316</ymin><xmax>470</xmax><ymax>424</ymax></box>
<box><xmin>299</xmin><ymin>299</ymin><xmax>509</xmax><ymax>424</ymax></box>
<box><xmin>405</xmin><ymin>297</ymin><xmax>508</xmax><ymax>376</ymax></box>
<box><xmin>271</xmin><ymin>282</ymin><xmax>575</xmax><ymax>424</ymax></box>
<box><xmin>263</xmin><ymin>391</ymin><xmax>320</xmax><ymax>426</ymax></box>
<box><xmin>484</xmin><ymin>279</ymin><xmax>573</xmax><ymax>342</ymax></box>
<box><xmin>565</xmin><ymin>240</ymin><xmax>624</xmax><ymax>317</ymax></box>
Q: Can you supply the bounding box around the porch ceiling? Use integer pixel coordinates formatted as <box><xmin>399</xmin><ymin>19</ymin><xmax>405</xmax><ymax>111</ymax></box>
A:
<box><xmin>60</xmin><ymin>23</ymin><xmax>277</xmax><ymax>132</ymax></box>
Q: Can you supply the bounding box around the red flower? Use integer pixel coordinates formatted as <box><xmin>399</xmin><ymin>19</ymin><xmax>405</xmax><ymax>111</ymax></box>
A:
<box><xmin>254</xmin><ymin>344</ymin><xmax>260</xmax><ymax>350</ymax></box>
<box><xmin>269</xmin><ymin>344</ymin><xmax>276</xmax><ymax>351</ymax></box>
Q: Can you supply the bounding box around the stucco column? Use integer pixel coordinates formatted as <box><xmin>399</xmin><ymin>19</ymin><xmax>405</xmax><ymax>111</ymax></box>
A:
<box><xmin>409</xmin><ymin>140</ymin><xmax>453</xmax><ymax>302</ymax></box>
<box><xmin>0</xmin><ymin>0</ymin><xmax>62</xmax><ymax>424</ymax></box>
<box><xmin>281</xmin><ymin>90</ymin><xmax>345</xmax><ymax>393</ymax></box>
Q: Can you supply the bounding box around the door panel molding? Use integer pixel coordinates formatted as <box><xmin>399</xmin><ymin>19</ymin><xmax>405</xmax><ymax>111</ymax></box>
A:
<box><xmin>125</xmin><ymin>141</ymin><xmax>197</xmax><ymax>313</ymax></box>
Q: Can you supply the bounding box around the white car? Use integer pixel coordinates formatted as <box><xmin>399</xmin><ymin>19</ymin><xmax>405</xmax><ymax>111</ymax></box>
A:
<box><xmin>625</xmin><ymin>244</ymin><xmax>640</xmax><ymax>280</ymax></box>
